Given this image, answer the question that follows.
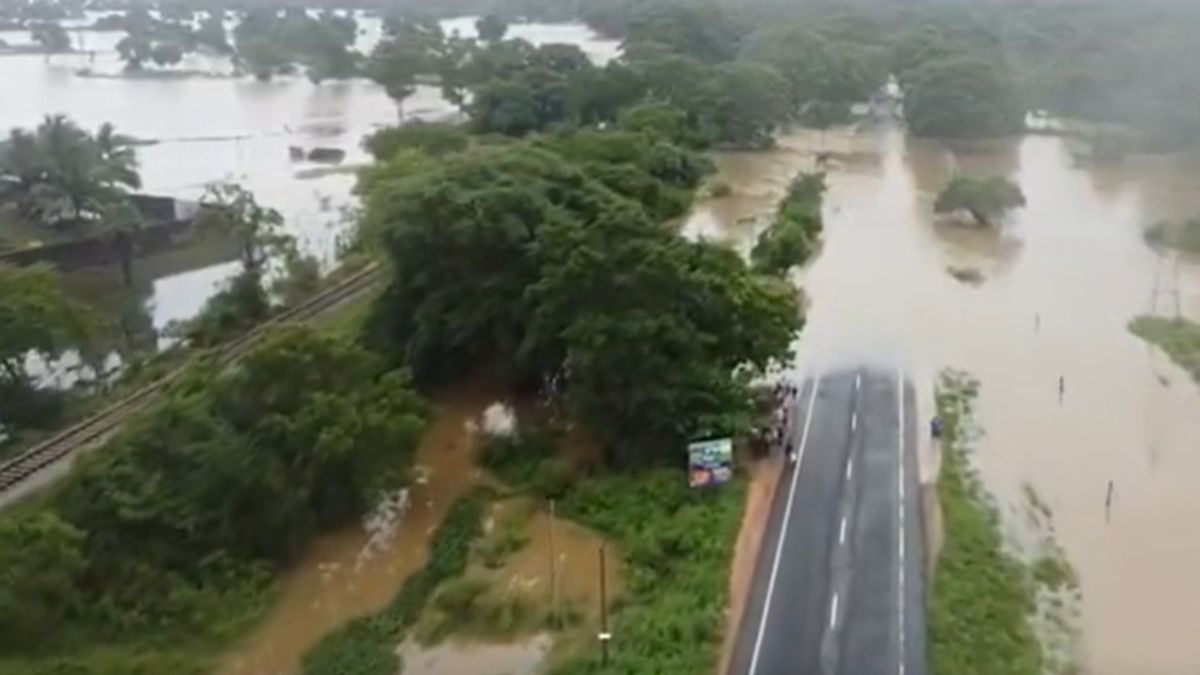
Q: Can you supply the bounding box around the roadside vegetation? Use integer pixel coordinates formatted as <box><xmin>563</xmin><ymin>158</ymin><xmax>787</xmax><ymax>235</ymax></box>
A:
<box><xmin>931</xmin><ymin>371</ymin><xmax>1041</xmax><ymax>675</ymax></box>
<box><xmin>1129</xmin><ymin>316</ymin><xmax>1200</xmax><ymax>385</ymax></box>
<box><xmin>931</xmin><ymin>371</ymin><xmax>1079</xmax><ymax>675</ymax></box>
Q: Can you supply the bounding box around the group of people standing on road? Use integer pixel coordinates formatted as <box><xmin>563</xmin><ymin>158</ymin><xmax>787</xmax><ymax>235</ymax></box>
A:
<box><xmin>765</xmin><ymin>382</ymin><xmax>799</xmax><ymax>462</ymax></box>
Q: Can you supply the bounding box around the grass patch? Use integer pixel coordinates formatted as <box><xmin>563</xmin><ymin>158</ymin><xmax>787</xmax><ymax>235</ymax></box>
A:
<box><xmin>929</xmin><ymin>371</ymin><xmax>1043</xmax><ymax>675</ymax></box>
<box><xmin>1145</xmin><ymin>219</ymin><xmax>1200</xmax><ymax>255</ymax></box>
<box><xmin>299</xmin><ymin>487</ymin><xmax>491</xmax><ymax>675</ymax></box>
<box><xmin>547</xmin><ymin>470</ymin><xmax>745</xmax><ymax>674</ymax></box>
<box><xmin>481</xmin><ymin>428</ymin><xmax>575</xmax><ymax>500</ymax></box>
<box><xmin>1031</xmin><ymin>555</ymin><xmax>1076</xmax><ymax>592</ymax></box>
<box><xmin>1129</xmin><ymin>316</ymin><xmax>1200</xmax><ymax>384</ymax></box>
<box><xmin>417</xmin><ymin>576</ymin><xmax>542</xmax><ymax>644</ymax></box>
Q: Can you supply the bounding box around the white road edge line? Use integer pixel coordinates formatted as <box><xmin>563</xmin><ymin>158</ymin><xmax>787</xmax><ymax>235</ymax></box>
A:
<box><xmin>839</xmin><ymin>515</ymin><xmax>848</xmax><ymax>545</ymax></box>
<box><xmin>829</xmin><ymin>592</ymin><xmax>840</xmax><ymax>629</ymax></box>
<box><xmin>747</xmin><ymin>375</ymin><xmax>823</xmax><ymax>675</ymax></box>
<box><xmin>897</xmin><ymin>368</ymin><xmax>907</xmax><ymax>675</ymax></box>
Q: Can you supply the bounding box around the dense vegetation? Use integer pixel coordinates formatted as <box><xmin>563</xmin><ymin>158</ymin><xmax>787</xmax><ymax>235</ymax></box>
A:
<box><xmin>0</xmin><ymin>115</ymin><xmax>141</xmax><ymax>229</ymax></box>
<box><xmin>752</xmin><ymin>171</ymin><xmax>825</xmax><ymax>275</ymax></box>
<box><xmin>0</xmin><ymin>327</ymin><xmax>427</xmax><ymax>675</ymax></box>
<box><xmin>361</xmin><ymin>133</ymin><xmax>799</xmax><ymax>465</ymax></box>
<box><xmin>934</xmin><ymin>175</ymin><xmax>1026</xmax><ymax>227</ymax></box>
<box><xmin>0</xmin><ymin>264</ymin><xmax>93</xmax><ymax>434</ymax></box>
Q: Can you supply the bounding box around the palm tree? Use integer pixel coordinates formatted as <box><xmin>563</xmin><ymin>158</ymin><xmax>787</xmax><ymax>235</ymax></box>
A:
<box><xmin>0</xmin><ymin>116</ymin><xmax>142</xmax><ymax>227</ymax></box>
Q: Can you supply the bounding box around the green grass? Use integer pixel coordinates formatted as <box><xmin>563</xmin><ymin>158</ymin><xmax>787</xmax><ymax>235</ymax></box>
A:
<box><xmin>1144</xmin><ymin>219</ymin><xmax>1200</xmax><ymax>255</ymax></box>
<box><xmin>1129</xmin><ymin>316</ymin><xmax>1200</xmax><ymax>384</ymax></box>
<box><xmin>299</xmin><ymin>488</ymin><xmax>491</xmax><ymax>675</ymax></box>
<box><xmin>928</xmin><ymin>371</ymin><xmax>1043</xmax><ymax>675</ymax></box>
<box><xmin>548</xmin><ymin>470</ymin><xmax>746</xmax><ymax>675</ymax></box>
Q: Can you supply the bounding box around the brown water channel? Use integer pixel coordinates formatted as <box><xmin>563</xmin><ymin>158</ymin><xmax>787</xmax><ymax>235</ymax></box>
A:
<box><xmin>686</xmin><ymin>125</ymin><xmax>1200</xmax><ymax>673</ymax></box>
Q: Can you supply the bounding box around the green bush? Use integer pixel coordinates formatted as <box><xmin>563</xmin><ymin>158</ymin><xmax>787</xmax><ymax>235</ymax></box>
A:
<box><xmin>752</xmin><ymin>172</ymin><xmax>825</xmax><ymax>275</ymax></box>
<box><xmin>1129</xmin><ymin>316</ymin><xmax>1200</xmax><ymax>385</ymax></box>
<box><xmin>549</xmin><ymin>470</ymin><xmax>745</xmax><ymax>674</ymax></box>
<box><xmin>0</xmin><ymin>327</ymin><xmax>427</xmax><ymax>672</ymax></box>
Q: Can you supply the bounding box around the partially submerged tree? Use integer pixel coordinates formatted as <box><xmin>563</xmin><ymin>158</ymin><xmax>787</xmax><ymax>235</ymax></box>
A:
<box><xmin>30</xmin><ymin>21</ymin><xmax>71</xmax><ymax>55</ymax></box>
<box><xmin>366</xmin><ymin>17</ymin><xmax>445</xmax><ymax>118</ymax></box>
<box><xmin>934</xmin><ymin>175</ymin><xmax>1026</xmax><ymax>226</ymax></box>
<box><xmin>475</xmin><ymin>13</ymin><xmax>508</xmax><ymax>43</ymax></box>
<box><xmin>752</xmin><ymin>172</ymin><xmax>825</xmax><ymax>275</ymax></box>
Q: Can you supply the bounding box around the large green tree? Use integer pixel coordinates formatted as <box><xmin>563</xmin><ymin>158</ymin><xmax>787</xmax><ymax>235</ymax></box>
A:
<box><xmin>366</xmin><ymin>16</ymin><xmax>446</xmax><ymax>117</ymax></box>
<box><xmin>741</xmin><ymin>25</ymin><xmax>880</xmax><ymax>117</ymax></box>
<box><xmin>709</xmin><ymin>61</ymin><xmax>790</xmax><ymax>148</ymax></box>
<box><xmin>58</xmin><ymin>326</ymin><xmax>427</xmax><ymax>575</ymax></box>
<box><xmin>363</xmin><ymin>138</ymin><xmax>798</xmax><ymax>464</ymax></box>
<box><xmin>904</xmin><ymin>56</ymin><xmax>1025</xmax><ymax>138</ymax></box>
<box><xmin>0</xmin><ymin>116</ymin><xmax>141</xmax><ymax>227</ymax></box>
<box><xmin>934</xmin><ymin>175</ymin><xmax>1026</xmax><ymax>226</ymax></box>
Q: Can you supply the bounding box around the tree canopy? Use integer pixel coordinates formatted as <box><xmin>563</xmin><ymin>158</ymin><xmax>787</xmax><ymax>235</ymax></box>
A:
<box><xmin>0</xmin><ymin>115</ymin><xmax>141</xmax><ymax>227</ymax></box>
<box><xmin>233</xmin><ymin>8</ymin><xmax>358</xmax><ymax>82</ymax></box>
<box><xmin>361</xmin><ymin>136</ymin><xmax>797</xmax><ymax>465</ymax></box>
<box><xmin>934</xmin><ymin>175</ymin><xmax>1026</xmax><ymax>226</ymax></box>
<box><xmin>904</xmin><ymin>56</ymin><xmax>1024</xmax><ymax>138</ymax></box>
<box><xmin>0</xmin><ymin>264</ymin><xmax>93</xmax><ymax>432</ymax></box>
<box><xmin>752</xmin><ymin>172</ymin><xmax>825</xmax><ymax>276</ymax></box>
<box><xmin>0</xmin><ymin>326</ymin><xmax>427</xmax><ymax>658</ymax></box>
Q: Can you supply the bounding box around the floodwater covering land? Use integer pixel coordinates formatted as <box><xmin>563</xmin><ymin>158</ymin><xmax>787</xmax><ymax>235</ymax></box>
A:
<box><xmin>683</xmin><ymin>124</ymin><xmax>1200</xmax><ymax>673</ymax></box>
<box><xmin>0</xmin><ymin>15</ymin><xmax>618</xmax><ymax>334</ymax></box>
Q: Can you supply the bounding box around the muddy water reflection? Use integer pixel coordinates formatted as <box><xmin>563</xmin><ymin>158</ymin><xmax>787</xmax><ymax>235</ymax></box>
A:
<box><xmin>684</xmin><ymin>125</ymin><xmax>1200</xmax><ymax>672</ymax></box>
<box><xmin>397</xmin><ymin>634</ymin><xmax>552</xmax><ymax>675</ymax></box>
<box><xmin>217</xmin><ymin>383</ymin><xmax>500</xmax><ymax>675</ymax></box>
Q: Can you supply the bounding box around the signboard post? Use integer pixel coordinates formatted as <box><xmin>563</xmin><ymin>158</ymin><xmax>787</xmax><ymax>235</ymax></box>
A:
<box><xmin>688</xmin><ymin>438</ymin><xmax>733</xmax><ymax>488</ymax></box>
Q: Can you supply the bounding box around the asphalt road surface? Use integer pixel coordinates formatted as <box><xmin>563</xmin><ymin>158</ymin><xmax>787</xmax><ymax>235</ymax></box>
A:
<box><xmin>728</xmin><ymin>369</ymin><xmax>926</xmax><ymax>675</ymax></box>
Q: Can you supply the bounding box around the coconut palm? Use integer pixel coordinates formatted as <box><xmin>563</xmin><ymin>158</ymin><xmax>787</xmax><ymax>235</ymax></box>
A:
<box><xmin>0</xmin><ymin>115</ymin><xmax>142</xmax><ymax>228</ymax></box>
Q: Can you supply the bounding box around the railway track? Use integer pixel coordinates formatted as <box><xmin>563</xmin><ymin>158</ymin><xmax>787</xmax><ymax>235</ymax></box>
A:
<box><xmin>0</xmin><ymin>263</ymin><xmax>383</xmax><ymax>496</ymax></box>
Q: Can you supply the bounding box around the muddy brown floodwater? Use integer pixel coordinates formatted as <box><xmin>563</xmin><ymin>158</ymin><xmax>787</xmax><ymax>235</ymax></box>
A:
<box><xmin>684</xmin><ymin>125</ymin><xmax>1200</xmax><ymax>674</ymax></box>
<box><xmin>216</xmin><ymin>382</ymin><xmax>502</xmax><ymax>675</ymax></box>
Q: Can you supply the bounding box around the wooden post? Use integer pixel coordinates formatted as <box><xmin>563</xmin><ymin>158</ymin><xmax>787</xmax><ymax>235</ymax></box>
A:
<box><xmin>599</xmin><ymin>543</ymin><xmax>611</xmax><ymax>664</ymax></box>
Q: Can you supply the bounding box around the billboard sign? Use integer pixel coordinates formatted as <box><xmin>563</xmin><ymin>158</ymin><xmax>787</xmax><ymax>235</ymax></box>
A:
<box><xmin>688</xmin><ymin>438</ymin><xmax>733</xmax><ymax>488</ymax></box>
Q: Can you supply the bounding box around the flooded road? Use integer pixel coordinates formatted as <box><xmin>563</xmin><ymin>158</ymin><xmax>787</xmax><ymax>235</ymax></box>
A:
<box><xmin>0</xmin><ymin>16</ymin><xmax>617</xmax><ymax>335</ymax></box>
<box><xmin>684</xmin><ymin>126</ymin><xmax>1200</xmax><ymax>673</ymax></box>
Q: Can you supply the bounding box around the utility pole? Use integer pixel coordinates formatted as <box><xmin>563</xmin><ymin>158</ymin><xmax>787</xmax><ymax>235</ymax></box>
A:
<box><xmin>549</xmin><ymin>499</ymin><xmax>559</xmax><ymax>626</ymax></box>
<box><xmin>1149</xmin><ymin>248</ymin><xmax>1182</xmax><ymax>318</ymax></box>
<box><xmin>599</xmin><ymin>543</ymin><xmax>611</xmax><ymax>665</ymax></box>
